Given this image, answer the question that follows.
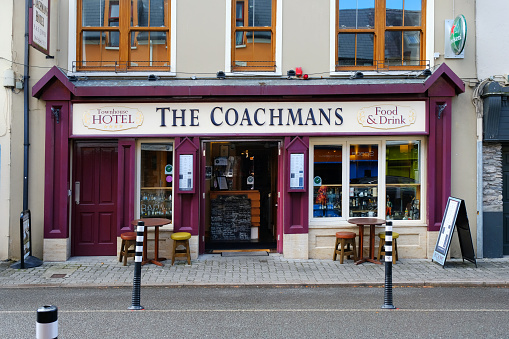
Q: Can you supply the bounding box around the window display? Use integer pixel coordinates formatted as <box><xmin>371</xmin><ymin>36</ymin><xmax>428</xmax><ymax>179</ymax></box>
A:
<box><xmin>385</xmin><ymin>141</ymin><xmax>421</xmax><ymax>220</ymax></box>
<box><xmin>140</xmin><ymin>143</ymin><xmax>173</xmax><ymax>220</ymax></box>
<box><xmin>311</xmin><ymin>139</ymin><xmax>422</xmax><ymax>222</ymax></box>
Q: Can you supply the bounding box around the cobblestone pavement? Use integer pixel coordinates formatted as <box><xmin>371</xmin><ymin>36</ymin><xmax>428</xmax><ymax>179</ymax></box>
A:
<box><xmin>1</xmin><ymin>254</ymin><xmax>508</xmax><ymax>288</ymax></box>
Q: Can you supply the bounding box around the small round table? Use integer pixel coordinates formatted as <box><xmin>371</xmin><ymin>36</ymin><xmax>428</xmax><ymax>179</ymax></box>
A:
<box><xmin>131</xmin><ymin>218</ymin><xmax>171</xmax><ymax>266</ymax></box>
<box><xmin>347</xmin><ymin>217</ymin><xmax>385</xmax><ymax>265</ymax></box>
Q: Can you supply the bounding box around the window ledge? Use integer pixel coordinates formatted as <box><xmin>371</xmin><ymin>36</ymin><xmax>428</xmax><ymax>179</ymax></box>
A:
<box><xmin>226</xmin><ymin>71</ymin><xmax>282</xmax><ymax>77</ymax></box>
<box><xmin>68</xmin><ymin>71</ymin><xmax>177</xmax><ymax>77</ymax></box>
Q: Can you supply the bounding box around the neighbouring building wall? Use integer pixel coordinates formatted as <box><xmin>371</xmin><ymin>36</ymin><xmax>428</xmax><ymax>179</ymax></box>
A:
<box><xmin>0</xmin><ymin>0</ymin><xmax>14</xmax><ymax>260</ymax></box>
<box><xmin>433</xmin><ymin>1</ymin><xmax>477</xmax><ymax>258</ymax></box>
<box><xmin>476</xmin><ymin>1</ymin><xmax>509</xmax><ymax>82</ymax></box>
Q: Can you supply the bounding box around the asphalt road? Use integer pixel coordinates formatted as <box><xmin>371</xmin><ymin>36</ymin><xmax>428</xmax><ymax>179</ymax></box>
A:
<box><xmin>1</xmin><ymin>286</ymin><xmax>508</xmax><ymax>338</ymax></box>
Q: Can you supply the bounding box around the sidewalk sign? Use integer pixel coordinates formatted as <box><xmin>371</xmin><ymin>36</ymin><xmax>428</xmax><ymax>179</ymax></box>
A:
<box><xmin>432</xmin><ymin>197</ymin><xmax>477</xmax><ymax>268</ymax></box>
<box><xmin>10</xmin><ymin>210</ymin><xmax>42</xmax><ymax>269</ymax></box>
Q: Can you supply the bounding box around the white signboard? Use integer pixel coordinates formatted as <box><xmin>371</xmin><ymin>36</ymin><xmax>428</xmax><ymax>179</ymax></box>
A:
<box><xmin>179</xmin><ymin>155</ymin><xmax>193</xmax><ymax>191</ymax></box>
<box><xmin>72</xmin><ymin>101</ymin><xmax>427</xmax><ymax>136</ymax></box>
<box><xmin>290</xmin><ymin>153</ymin><xmax>305</xmax><ymax>189</ymax></box>
<box><xmin>31</xmin><ymin>0</ymin><xmax>49</xmax><ymax>54</ymax></box>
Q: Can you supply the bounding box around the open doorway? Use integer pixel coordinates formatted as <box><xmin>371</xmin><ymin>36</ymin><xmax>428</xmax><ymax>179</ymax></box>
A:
<box><xmin>203</xmin><ymin>140</ymin><xmax>279</xmax><ymax>252</ymax></box>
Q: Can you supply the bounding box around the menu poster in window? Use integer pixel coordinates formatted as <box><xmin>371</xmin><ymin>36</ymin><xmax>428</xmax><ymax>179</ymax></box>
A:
<box><xmin>179</xmin><ymin>154</ymin><xmax>193</xmax><ymax>191</ymax></box>
<box><xmin>290</xmin><ymin>153</ymin><xmax>305</xmax><ymax>190</ymax></box>
<box><xmin>432</xmin><ymin>197</ymin><xmax>477</xmax><ymax>267</ymax></box>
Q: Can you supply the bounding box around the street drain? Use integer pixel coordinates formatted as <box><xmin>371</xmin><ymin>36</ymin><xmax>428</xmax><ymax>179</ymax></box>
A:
<box><xmin>50</xmin><ymin>274</ymin><xmax>66</xmax><ymax>278</ymax></box>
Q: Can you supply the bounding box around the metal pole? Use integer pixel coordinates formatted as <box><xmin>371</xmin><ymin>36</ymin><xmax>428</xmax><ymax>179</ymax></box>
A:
<box><xmin>23</xmin><ymin>0</ymin><xmax>31</xmax><ymax>211</ymax></box>
<box><xmin>381</xmin><ymin>220</ymin><xmax>396</xmax><ymax>309</ymax></box>
<box><xmin>36</xmin><ymin>305</ymin><xmax>58</xmax><ymax>339</ymax></box>
<box><xmin>128</xmin><ymin>221</ymin><xmax>144</xmax><ymax>310</ymax></box>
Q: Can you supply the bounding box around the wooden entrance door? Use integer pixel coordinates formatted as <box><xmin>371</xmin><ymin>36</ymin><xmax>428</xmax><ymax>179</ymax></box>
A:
<box><xmin>72</xmin><ymin>142</ymin><xmax>118</xmax><ymax>256</ymax></box>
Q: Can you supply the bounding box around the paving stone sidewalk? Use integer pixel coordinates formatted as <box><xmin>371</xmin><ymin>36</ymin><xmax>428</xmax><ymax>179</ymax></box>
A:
<box><xmin>1</xmin><ymin>254</ymin><xmax>508</xmax><ymax>288</ymax></box>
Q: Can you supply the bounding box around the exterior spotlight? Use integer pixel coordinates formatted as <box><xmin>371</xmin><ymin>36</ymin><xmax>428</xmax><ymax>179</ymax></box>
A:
<box><xmin>422</xmin><ymin>69</ymin><xmax>432</xmax><ymax>77</ymax></box>
<box><xmin>148</xmin><ymin>74</ymin><xmax>158</xmax><ymax>81</ymax></box>
<box><xmin>216</xmin><ymin>71</ymin><xmax>226</xmax><ymax>79</ymax></box>
<box><xmin>353</xmin><ymin>71</ymin><xmax>364</xmax><ymax>79</ymax></box>
<box><xmin>287</xmin><ymin>69</ymin><xmax>296</xmax><ymax>78</ymax></box>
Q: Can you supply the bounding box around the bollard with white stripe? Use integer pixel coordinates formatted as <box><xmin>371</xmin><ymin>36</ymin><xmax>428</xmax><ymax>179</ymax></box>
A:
<box><xmin>128</xmin><ymin>221</ymin><xmax>144</xmax><ymax>310</ymax></box>
<box><xmin>381</xmin><ymin>220</ymin><xmax>396</xmax><ymax>309</ymax></box>
<box><xmin>36</xmin><ymin>305</ymin><xmax>58</xmax><ymax>339</ymax></box>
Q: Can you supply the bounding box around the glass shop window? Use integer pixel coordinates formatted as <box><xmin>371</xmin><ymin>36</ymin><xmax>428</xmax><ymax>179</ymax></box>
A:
<box><xmin>349</xmin><ymin>144</ymin><xmax>378</xmax><ymax>217</ymax></box>
<box><xmin>140</xmin><ymin>143</ymin><xmax>173</xmax><ymax>220</ymax></box>
<box><xmin>385</xmin><ymin>140</ymin><xmax>421</xmax><ymax>220</ymax></box>
<box><xmin>313</xmin><ymin>145</ymin><xmax>343</xmax><ymax>218</ymax></box>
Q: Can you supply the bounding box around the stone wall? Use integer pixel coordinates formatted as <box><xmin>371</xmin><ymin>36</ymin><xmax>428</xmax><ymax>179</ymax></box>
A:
<box><xmin>483</xmin><ymin>143</ymin><xmax>503</xmax><ymax>212</ymax></box>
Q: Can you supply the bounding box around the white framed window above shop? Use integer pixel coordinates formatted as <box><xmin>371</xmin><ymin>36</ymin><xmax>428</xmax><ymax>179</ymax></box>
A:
<box><xmin>69</xmin><ymin>0</ymin><xmax>177</xmax><ymax>76</ymax></box>
<box><xmin>310</xmin><ymin>137</ymin><xmax>425</xmax><ymax>224</ymax></box>
<box><xmin>136</xmin><ymin>140</ymin><xmax>174</xmax><ymax>221</ymax></box>
<box><xmin>226</xmin><ymin>0</ymin><xmax>283</xmax><ymax>75</ymax></box>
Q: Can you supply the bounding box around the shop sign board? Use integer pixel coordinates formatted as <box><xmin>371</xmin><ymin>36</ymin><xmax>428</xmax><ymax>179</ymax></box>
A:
<box><xmin>30</xmin><ymin>0</ymin><xmax>50</xmax><ymax>55</ymax></box>
<box><xmin>450</xmin><ymin>14</ymin><xmax>467</xmax><ymax>55</ymax></box>
<box><xmin>432</xmin><ymin>197</ymin><xmax>476</xmax><ymax>268</ymax></box>
<box><xmin>72</xmin><ymin>101</ymin><xmax>426</xmax><ymax>136</ymax></box>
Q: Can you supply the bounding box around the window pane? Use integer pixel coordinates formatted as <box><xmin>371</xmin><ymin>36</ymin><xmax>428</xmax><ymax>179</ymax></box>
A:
<box><xmin>386</xmin><ymin>0</ymin><xmax>403</xmax><ymax>26</ymax></box>
<box><xmin>356</xmin><ymin>33</ymin><xmax>374</xmax><ymax>66</ymax></box>
<box><xmin>338</xmin><ymin>0</ymin><xmax>374</xmax><ymax>29</ymax></box>
<box><xmin>313</xmin><ymin>146</ymin><xmax>342</xmax><ymax>218</ymax></box>
<box><xmin>349</xmin><ymin>144</ymin><xmax>378</xmax><ymax>218</ymax></box>
<box><xmin>247</xmin><ymin>0</ymin><xmax>272</xmax><ymax>27</ymax></box>
<box><xmin>140</xmin><ymin>144</ymin><xmax>173</xmax><ymax>219</ymax></box>
<box><xmin>134</xmin><ymin>0</ymin><xmax>167</xmax><ymax>27</ymax></box>
<box><xmin>81</xmin><ymin>31</ymin><xmax>120</xmax><ymax>68</ymax></box>
<box><xmin>404</xmin><ymin>0</ymin><xmax>421</xmax><ymax>26</ymax></box>
<box><xmin>234</xmin><ymin>31</ymin><xmax>274</xmax><ymax>70</ymax></box>
<box><xmin>131</xmin><ymin>31</ymin><xmax>169</xmax><ymax>68</ymax></box>
<box><xmin>403</xmin><ymin>31</ymin><xmax>420</xmax><ymax>65</ymax></box>
<box><xmin>82</xmin><ymin>0</ymin><xmax>105</xmax><ymax>27</ymax></box>
<box><xmin>338</xmin><ymin>33</ymin><xmax>355</xmax><ymax>66</ymax></box>
<box><xmin>338</xmin><ymin>33</ymin><xmax>373</xmax><ymax>66</ymax></box>
<box><xmin>385</xmin><ymin>31</ymin><xmax>402</xmax><ymax>66</ymax></box>
<box><xmin>386</xmin><ymin>141</ymin><xmax>421</xmax><ymax>220</ymax></box>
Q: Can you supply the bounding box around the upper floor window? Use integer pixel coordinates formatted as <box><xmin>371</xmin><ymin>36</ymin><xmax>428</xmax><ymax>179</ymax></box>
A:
<box><xmin>232</xmin><ymin>0</ymin><xmax>276</xmax><ymax>72</ymax></box>
<box><xmin>336</xmin><ymin>0</ymin><xmax>426</xmax><ymax>71</ymax></box>
<box><xmin>77</xmin><ymin>0</ymin><xmax>170</xmax><ymax>72</ymax></box>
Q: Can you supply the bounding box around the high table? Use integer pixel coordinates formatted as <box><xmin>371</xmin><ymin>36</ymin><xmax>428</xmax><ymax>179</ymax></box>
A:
<box><xmin>131</xmin><ymin>218</ymin><xmax>171</xmax><ymax>266</ymax></box>
<box><xmin>347</xmin><ymin>217</ymin><xmax>385</xmax><ymax>265</ymax></box>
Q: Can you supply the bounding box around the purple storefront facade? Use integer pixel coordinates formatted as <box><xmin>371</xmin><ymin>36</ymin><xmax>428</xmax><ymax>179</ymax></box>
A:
<box><xmin>33</xmin><ymin>64</ymin><xmax>465</xmax><ymax>261</ymax></box>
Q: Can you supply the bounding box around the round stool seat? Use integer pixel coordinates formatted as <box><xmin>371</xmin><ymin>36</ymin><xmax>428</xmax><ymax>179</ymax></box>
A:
<box><xmin>335</xmin><ymin>231</ymin><xmax>356</xmax><ymax>239</ymax></box>
<box><xmin>171</xmin><ymin>232</ymin><xmax>191</xmax><ymax>241</ymax></box>
<box><xmin>378</xmin><ymin>232</ymin><xmax>399</xmax><ymax>239</ymax></box>
<box><xmin>120</xmin><ymin>232</ymin><xmax>136</xmax><ymax>241</ymax></box>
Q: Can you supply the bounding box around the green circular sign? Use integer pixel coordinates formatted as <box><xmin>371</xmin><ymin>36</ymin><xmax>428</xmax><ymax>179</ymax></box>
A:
<box><xmin>314</xmin><ymin>176</ymin><xmax>322</xmax><ymax>186</ymax></box>
<box><xmin>450</xmin><ymin>14</ymin><xmax>467</xmax><ymax>55</ymax></box>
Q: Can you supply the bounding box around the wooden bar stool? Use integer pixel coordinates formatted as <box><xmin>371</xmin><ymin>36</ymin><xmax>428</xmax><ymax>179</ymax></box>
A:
<box><xmin>119</xmin><ymin>232</ymin><xmax>136</xmax><ymax>266</ymax></box>
<box><xmin>333</xmin><ymin>231</ymin><xmax>358</xmax><ymax>264</ymax></box>
<box><xmin>171</xmin><ymin>232</ymin><xmax>192</xmax><ymax>265</ymax></box>
<box><xmin>377</xmin><ymin>232</ymin><xmax>399</xmax><ymax>264</ymax></box>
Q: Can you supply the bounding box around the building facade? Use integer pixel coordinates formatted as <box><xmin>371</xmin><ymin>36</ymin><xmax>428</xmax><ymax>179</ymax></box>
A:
<box><xmin>4</xmin><ymin>0</ymin><xmax>481</xmax><ymax>262</ymax></box>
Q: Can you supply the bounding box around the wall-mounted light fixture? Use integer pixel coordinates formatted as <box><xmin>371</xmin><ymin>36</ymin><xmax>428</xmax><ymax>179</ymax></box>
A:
<box><xmin>148</xmin><ymin>74</ymin><xmax>158</xmax><ymax>81</ymax></box>
<box><xmin>287</xmin><ymin>69</ymin><xmax>296</xmax><ymax>79</ymax></box>
<box><xmin>51</xmin><ymin>107</ymin><xmax>61</xmax><ymax>124</ymax></box>
<box><xmin>351</xmin><ymin>71</ymin><xmax>364</xmax><ymax>79</ymax></box>
<box><xmin>216</xmin><ymin>71</ymin><xmax>226</xmax><ymax>79</ymax></box>
<box><xmin>422</xmin><ymin>69</ymin><xmax>432</xmax><ymax>77</ymax></box>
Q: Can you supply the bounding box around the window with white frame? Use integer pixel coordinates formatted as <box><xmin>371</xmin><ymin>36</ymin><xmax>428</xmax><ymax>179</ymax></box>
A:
<box><xmin>312</xmin><ymin>138</ymin><xmax>423</xmax><ymax>221</ymax></box>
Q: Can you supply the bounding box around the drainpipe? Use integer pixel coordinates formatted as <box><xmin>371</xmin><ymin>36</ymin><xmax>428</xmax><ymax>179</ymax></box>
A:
<box><xmin>23</xmin><ymin>0</ymin><xmax>30</xmax><ymax>211</ymax></box>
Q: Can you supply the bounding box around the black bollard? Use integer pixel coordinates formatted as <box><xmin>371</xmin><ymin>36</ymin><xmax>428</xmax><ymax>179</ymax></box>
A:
<box><xmin>36</xmin><ymin>305</ymin><xmax>58</xmax><ymax>339</ymax></box>
<box><xmin>128</xmin><ymin>221</ymin><xmax>144</xmax><ymax>310</ymax></box>
<box><xmin>381</xmin><ymin>220</ymin><xmax>396</xmax><ymax>309</ymax></box>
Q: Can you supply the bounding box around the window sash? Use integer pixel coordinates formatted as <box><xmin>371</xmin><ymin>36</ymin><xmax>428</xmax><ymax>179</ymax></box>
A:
<box><xmin>231</xmin><ymin>0</ymin><xmax>277</xmax><ymax>72</ymax></box>
<box><xmin>335</xmin><ymin>0</ymin><xmax>426</xmax><ymax>71</ymax></box>
<box><xmin>77</xmin><ymin>0</ymin><xmax>170</xmax><ymax>71</ymax></box>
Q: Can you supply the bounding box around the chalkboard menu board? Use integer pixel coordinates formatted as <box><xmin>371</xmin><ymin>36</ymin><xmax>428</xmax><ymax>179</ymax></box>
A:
<box><xmin>432</xmin><ymin>197</ymin><xmax>477</xmax><ymax>267</ymax></box>
<box><xmin>210</xmin><ymin>195</ymin><xmax>251</xmax><ymax>241</ymax></box>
